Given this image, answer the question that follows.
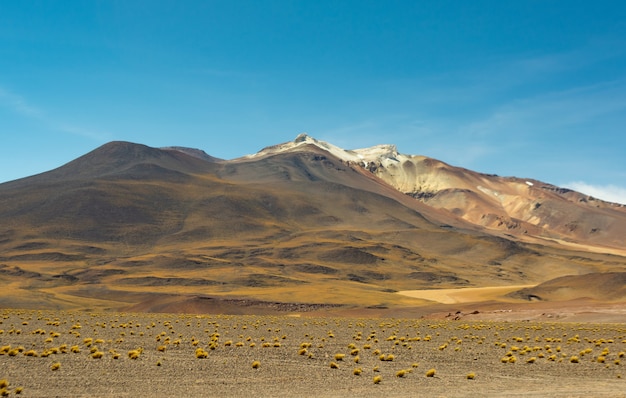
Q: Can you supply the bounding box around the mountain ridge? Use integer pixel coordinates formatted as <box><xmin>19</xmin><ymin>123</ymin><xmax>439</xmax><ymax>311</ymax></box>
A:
<box><xmin>238</xmin><ymin>134</ymin><xmax>626</xmax><ymax>253</ymax></box>
<box><xmin>0</xmin><ymin>134</ymin><xmax>625</xmax><ymax>316</ymax></box>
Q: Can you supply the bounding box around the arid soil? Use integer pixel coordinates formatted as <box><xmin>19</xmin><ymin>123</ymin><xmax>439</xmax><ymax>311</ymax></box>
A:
<box><xmin>1</xmin><ymin>309</ymin><xmax>625</xmax><ymax>397</ymax></box>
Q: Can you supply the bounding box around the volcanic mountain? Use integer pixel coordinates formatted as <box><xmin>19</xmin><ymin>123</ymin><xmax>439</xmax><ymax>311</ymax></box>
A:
<box><xmin>0</xmin><ymin>134</ymin><xmax>625</xmax><ymax>317</ymax></box>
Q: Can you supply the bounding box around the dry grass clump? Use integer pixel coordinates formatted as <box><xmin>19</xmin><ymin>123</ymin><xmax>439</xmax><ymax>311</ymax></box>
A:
<box><xmin>251</xmin><ymin>360</ymin><xmax>261</xmax><ymax>369</ymax></box>
<box><xmin>466</xmin><ymin>372</ymin><xmax>476</xmax><ymax>380</ymax></box>
<box><xmin>396</xmin><ymin>369</ymin><xmax>407</xmax><ymax>378</ymax></box>
<box><xmin>425</xmin><ymin>368</ymin><xmax>436</xmax><ymax>377</ymax></box>
<box><xmin>353</xmin><ymin>368</ymin><xmax>362</xmax><ymax>375</ymax></box>
<box><xmin>128</xmin><ymin>348</ymin><xmax>142</xmax><ymax>359</ymax></box>
<box><xmin>373</xmin><ymin>375</ymin><xmax>382</xmax><ymax>384</ymax></box>
<box><xmin>330</xmin><ymin>362</ymin><xmax>339</xmax><ymax>369</ymax></box>
<box><xmin>195</xmin><ymin>348</ymin><xmax>208</xmax><ymax>358</ymax></box>
<box><xmin>91</xmin><ymin>351</ymin><xmax>104</xmax><ymax>359</ymax></box>
<box><xmin>50</xmin><ymin>362</ymin><xmax>61</xmax><ymax>371</ymax></box>
<box><xmin>334</xmin><ymin>353</ymin><xmax>345</xmax><ymax>361</ymax></box>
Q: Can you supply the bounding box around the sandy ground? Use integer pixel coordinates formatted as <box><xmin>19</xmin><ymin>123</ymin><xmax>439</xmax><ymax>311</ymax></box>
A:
<box><xmin>1</xmin><ymin>309</ymin><xmax>625</xmax><ymax>397</ymax></box>
<box><xmin>397</xmin><ymin>285</ymin><xmax>535</xmax><ymax>304</ymax></box>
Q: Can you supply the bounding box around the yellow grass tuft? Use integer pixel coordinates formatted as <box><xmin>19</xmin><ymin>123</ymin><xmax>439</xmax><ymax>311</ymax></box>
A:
<box><xmin>467</xmin><ymin>372</ymin><xmax>476</xmax><ymax>380</ymax></box>
<box><xmin>425</xmin><ymin>368</ymin><xmax>436</xmax><ymax>377</ymax></box>
<box><xmin>50</xmin><ymin>362</ymin><xmax>61</xmax><ymax>371</ymax></box>
<box><xmin>330</xmin><ymin>362</ymin><xmax>339</xmax><ymax>369</ymax></box>
<box><xmin>373</xmin><ymin>375</ymin><xmax>382</xmax><ymax>384</ymax></box>
<box><xmin>396</xmin><ymin>369</ymin><xmax>407</xmax><ymax>378</ymax></box>
<box><xmin>353</xmin><ymin>368</ymin><xmax>362</xmax><ymax>375</ymax></box>
<box><xmin>570</xmin><ymin>356</ymin><xmax>580</xmax><ymax>363</ymax></box>
<box><xmin>251</xmin><ymin>360</ymin><xmax>261</xmax><ymax>369</ymax></box>
<box><xmin>91</xmin><ymin>351</ymin><xmax>104</xmax><ymax>359</ymax></box>
<box><xmin>195</xmin><ymin>348</ymin><xmax>208</xmax><ymax>359</ymax></box>
<box><xmin>128</xmin><ymin>349</ymin><xmax>142</xmax><ymax>360</ymax></box>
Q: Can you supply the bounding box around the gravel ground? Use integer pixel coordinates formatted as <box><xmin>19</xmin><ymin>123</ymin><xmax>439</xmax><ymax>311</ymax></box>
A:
<box><xmin>1</xmin><ymin>309</ymin><xmax>625</xmax><ymax>397</ymax></box>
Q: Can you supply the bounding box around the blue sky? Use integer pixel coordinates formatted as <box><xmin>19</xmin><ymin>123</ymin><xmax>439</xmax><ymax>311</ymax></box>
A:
<box><xmin>1</xmin><ymin>1</ymin><xmax>625</xmax><ymax>203</ymax></box>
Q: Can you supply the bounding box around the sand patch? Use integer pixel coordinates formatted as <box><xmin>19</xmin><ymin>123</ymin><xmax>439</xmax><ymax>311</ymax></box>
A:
<box><xmin>397</xmin><ymin>285</ymin><xmax>534</xmax><ymax>304</ymax></box>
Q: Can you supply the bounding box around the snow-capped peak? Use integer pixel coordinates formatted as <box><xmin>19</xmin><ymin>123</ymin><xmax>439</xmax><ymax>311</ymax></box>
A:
<box><xmin>245</xmin><ymin>133</ymin><xmax>402</xmax><ymax>165</ymax></box>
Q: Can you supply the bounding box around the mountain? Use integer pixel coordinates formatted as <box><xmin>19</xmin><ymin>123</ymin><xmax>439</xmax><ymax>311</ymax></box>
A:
<box><xmin>250</xmin><ymin>134</ymin><xmax>626</xmax><ymax>252</ymax></box>
<box><xmin>0</xmin><ymin>134</ymin><xmax>625</xmax><ymax>318</ymax></box>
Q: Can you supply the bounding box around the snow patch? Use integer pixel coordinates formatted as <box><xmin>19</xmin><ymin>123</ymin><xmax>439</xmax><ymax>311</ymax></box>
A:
<box><xmin>245</xmin><ymin>133</ymin><xmax>404</xmax><ymax>165</ymax></box>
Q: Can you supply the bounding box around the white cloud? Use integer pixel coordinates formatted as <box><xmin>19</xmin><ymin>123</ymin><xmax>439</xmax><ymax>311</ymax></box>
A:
<box><xmin>0</xmin><ymin>86</ymin><xmax>42</xmax><ymax>117</ymax></box>
<box><xmin>0</xmin><ymin>84</ymin><xmax>110</xmax><ymax>142</ymax></box>
<box><xmin>564</xmin><ymin>181</ymin><xmax>626</xmax><ymax>205</ymax></box>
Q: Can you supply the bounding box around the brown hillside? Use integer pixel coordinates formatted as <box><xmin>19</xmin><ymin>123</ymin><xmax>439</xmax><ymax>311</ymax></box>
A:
<box><xmin>1</xmin><ymin>138</ymin><xmax>625</xmax><ymax>315</ymax></box>
<box><xmin>510</xmin><ymin>272</ymin><xmax>626</xmax><ymax>302</ymax></box>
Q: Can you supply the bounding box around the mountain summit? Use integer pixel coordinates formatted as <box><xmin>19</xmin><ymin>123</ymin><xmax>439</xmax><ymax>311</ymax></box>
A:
<box><xmin>0</xmin><ymin>135</ymin><xmax>625</xmax><ymax>315</ymax></box>
<box><xmin>246</xmin><ymin>134</ymin><xmax>626</xmax><ymax>252</ymax></box>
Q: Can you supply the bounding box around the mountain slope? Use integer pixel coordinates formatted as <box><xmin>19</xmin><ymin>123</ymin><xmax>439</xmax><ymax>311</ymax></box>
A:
<box><xmin>0</xmin><ymin>136</ymin><xmax>625</xmax><ymax>314</ymax></box>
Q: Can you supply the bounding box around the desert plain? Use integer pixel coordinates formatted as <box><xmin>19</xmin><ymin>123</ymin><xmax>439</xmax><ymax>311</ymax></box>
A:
<box><xmin>1</xmin><ymin>305</ymin><xmax>625</xmax><ymax>398</ymax></box>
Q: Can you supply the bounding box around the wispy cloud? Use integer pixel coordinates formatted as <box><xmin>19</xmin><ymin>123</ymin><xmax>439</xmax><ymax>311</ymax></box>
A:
<box><xmin>457</xmin><ymin>78</ymin><xmax>626</xmax><ymax>141</ymax></box>
<box><xmin>0</xmin><ymin>85</ymin><xmax>111</xmax><ymax>141</ymax></box>
<box><xmin>564</xmin><ymin>181</ymin><xmax>626</xmax><ymax>205</ymax></box>
<box><xmin>0</xmin><ymin>87</ymin><xmax>43</xmax><ymax>117</ymax></box>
